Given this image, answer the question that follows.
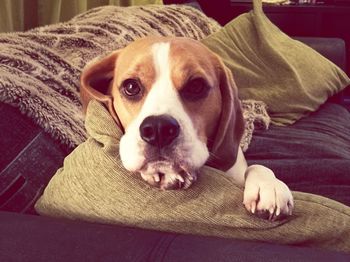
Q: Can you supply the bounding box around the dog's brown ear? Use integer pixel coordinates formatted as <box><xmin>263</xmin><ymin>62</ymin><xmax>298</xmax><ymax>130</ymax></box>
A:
<box><xmin>206</xmin><ymin>63</ymin><xmax>245</xmax><ymax>171</ymax></box>
<box><xmin>80</xmin><ymin>50</ymin><xmax>122</xmax><ymax>128</ymax></box>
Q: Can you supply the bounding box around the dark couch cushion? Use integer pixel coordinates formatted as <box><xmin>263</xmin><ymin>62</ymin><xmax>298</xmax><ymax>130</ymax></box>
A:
<box><xmin>0</xmin><ymin>103</ymin><xmax>41</xmax><ymax>171</ymax></box>
<box><xmin>0</xmin><ymin>211</ymin><xmax>349</xmax><ymax>262</ymax></box>
<box><xmin>0</xmin><ymin>103</ymin><xmax>71</xmax><ymax>214</ymax></box>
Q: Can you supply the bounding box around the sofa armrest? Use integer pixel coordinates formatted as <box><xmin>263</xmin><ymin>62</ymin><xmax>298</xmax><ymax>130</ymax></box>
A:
<box><xmin>293</xmin><ymin>37</ymin><xmax>347</xmax><ymax>71</ymax></box>
<box><xmin>294</xmin><ymin>37</ymin><xmax>349</xmax><ymax>104</ymax></box>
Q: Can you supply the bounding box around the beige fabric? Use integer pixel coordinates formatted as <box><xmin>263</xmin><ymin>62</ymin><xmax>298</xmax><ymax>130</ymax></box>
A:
<box><xmin>202</xmin><ymin>0</ymin><xmax>350</xmax><ymax>125</ymax></box>
<box><xmin>0</xmin><ymin>0</ymin><xmax>163</xmax><ymax>33</ymax></box>
<box><xmin>35</xmin><ymin>101</ymin><xmax>350</xmax><ymax>253</ymax></box>
<box><xmin>241</xmin><ymin>100</ymin><xmax>270</xmax><ymax>151</ymax></box>
<box><xmin>0</xmin><ymin>0</ymin><xmax>25</xmax><ymax>33</ymax></box>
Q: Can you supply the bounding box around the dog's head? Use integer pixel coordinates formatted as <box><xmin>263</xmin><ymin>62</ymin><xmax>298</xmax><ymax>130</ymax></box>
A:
<box><xmin>81</xmin><ymin>37</ymin><xmax>244</xmax><ymax>189</ymax></box>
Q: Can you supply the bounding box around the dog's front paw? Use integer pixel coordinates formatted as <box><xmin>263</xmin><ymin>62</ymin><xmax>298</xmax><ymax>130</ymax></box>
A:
<box><xmin>243</xmin><ymin>165</ymin><xmax>294</xmax><ymax>220</ymax></box>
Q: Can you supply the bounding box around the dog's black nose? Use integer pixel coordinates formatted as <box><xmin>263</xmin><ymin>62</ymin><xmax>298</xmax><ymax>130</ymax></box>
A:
<box><xmin>139</xmin><ymin>115</ymin><xmax>180</xmax><ymax>148</ymax></box>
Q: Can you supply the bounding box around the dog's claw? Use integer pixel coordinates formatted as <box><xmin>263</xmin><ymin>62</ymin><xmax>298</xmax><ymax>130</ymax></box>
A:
<box><xmin>268</xmin><ymin>208</ymin><xmax>275</xmax><ymax>221</ymax></box>
<box><xmin>288</xmin><ymin>203</ymin><xmax>293</xmax><ymax>216</ymax></box>
<box><xmin>276</xmin><ymin>207</ymin><xmax>281</xmax><ymax>217</ymax></box>
<box><xmin>251</xmin><ymin>202</ymin><xmax>256</xmax><ymax>214</ymax></box>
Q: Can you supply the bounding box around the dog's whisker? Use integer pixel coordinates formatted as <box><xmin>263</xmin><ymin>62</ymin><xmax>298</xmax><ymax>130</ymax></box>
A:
<box><xmin>208</xmin><ymin>151</ymin><xmax>220</xmax><ymax>160</ymax></box>
<box><xmin>178</xmin><ymin>175</ymin><xmax>185</xmax><ymax>183</ymax></box>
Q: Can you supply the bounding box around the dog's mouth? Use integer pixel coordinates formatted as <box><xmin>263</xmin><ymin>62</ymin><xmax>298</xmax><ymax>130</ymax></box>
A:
<box><xmin>139</xmin><ymin>160</ymin><xmax>197</xmax><ymax>190</ymax></box>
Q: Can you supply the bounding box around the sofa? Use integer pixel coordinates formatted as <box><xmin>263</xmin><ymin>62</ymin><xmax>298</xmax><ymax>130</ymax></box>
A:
<box><xmin>1</xmin><ymin>2</ymin><xmax>350</xmax><ymax>261</ymax></box>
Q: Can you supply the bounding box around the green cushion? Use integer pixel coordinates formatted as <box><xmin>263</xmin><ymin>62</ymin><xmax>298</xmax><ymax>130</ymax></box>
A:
<box><xmin>35</xmin><ymin>100</ymin><xmax>350</xmax><ymax>253</ymax></box>
<box><xmin>201</xmin><ymin>0</ymin><xmax>350</xmax><ymax>125</ymax></box>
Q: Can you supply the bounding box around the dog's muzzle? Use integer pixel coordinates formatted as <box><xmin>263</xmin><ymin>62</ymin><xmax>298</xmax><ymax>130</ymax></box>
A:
<box><xmin>138</xmin><ymin>114</ymin><xmax>197</xmax><ymax>190</ymax></box>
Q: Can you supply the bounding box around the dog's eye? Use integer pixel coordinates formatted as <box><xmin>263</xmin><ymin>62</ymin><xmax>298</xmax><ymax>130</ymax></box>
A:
<box><xmin>121</xmin><ymin>78</ymin><xmax>143</xmax><ymax>100</ymax></box>
<box><xmin>180</xmin><ymin>78</ymin><xmax>210</xmax><ymax>101</ymax></box>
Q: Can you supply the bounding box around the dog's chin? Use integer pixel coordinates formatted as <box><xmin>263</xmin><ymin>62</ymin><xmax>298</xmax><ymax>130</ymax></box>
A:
<box><xmin>139</xmin><ymin>160</ymin><xmax>197</xmax><ymax>190</ymax></box>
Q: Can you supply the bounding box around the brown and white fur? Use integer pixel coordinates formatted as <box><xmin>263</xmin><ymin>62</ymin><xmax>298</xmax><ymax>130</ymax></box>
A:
<box><xmin>80</xmin><ymin>37</ymin><xmax>294</xmax><ymax>220</ymax></box>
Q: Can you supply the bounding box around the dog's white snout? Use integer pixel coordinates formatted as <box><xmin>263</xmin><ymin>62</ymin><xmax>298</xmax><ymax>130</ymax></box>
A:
<box><xmin>139</xmin><ymin>114</ymin><xmax>180</xmax><ymax>148</ymax></box>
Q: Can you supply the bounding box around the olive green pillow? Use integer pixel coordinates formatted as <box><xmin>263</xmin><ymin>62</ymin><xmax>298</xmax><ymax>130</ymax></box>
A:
<box><xmin>201</xmin><ymin>0</ymin><xmax>350</xmax><ymax>125</ymax></box>
<box><xmin>35</xmin><ymin>100</ymin><xmax>350</xmax><ymax>253</ymax></box>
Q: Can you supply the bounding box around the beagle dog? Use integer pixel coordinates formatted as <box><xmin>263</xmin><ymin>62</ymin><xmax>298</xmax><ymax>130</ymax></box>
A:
<box><xmin>80</xmin><ymin>37</ymin><xmax>293</xmax><ymax>220</ymax></box>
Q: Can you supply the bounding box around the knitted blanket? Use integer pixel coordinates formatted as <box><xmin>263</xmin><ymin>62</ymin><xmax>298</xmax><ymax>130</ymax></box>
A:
<box><xmin>0</xmin><ymin>4</ymin><xmax>269</xmax><ymax>150</ymax></box>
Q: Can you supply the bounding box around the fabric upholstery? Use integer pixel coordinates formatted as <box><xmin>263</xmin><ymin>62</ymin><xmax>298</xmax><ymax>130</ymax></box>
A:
<box><xmin>1</xmin><ymin>211</ymin><xmax>350</xmax><ymax>261</ymax></box>
<box><xmin>294</xmin><ymin>37</ymin><xmax>347</xmax><ymax>71</ymax></box>
<box><xmin>35</xmin><ymin>101</ymin><xmax>350</xmax><ymax>253</ymax></box>
<box><xmin>201</xmin><ymin>0</ymin><xmax>350</xmax><ymax>125</ymax></box>
<box><xmin>0</xmin><ymin>103</ymin><xmax>70</xmax><ymax>214</ymax></box>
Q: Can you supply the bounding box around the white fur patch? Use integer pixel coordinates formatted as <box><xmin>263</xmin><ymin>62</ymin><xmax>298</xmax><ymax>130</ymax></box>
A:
<box><xmin>119</xmin><ymin>42</ymin><xmax>209</xmax><ymax>173</ymax></box>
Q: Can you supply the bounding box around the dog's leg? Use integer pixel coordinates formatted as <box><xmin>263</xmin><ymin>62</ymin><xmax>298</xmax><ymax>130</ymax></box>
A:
<box><xmin>226</xmin><ymin>147</ymin><xmax>294</xmax><ymax>220</ymax></box>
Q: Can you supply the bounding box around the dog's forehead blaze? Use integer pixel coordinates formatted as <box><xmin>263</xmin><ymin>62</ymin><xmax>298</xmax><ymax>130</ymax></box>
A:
<box><xmin>111</xmin><ymin>39</ymin><xmax>158</xmax><ymax>128</ymax></box>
